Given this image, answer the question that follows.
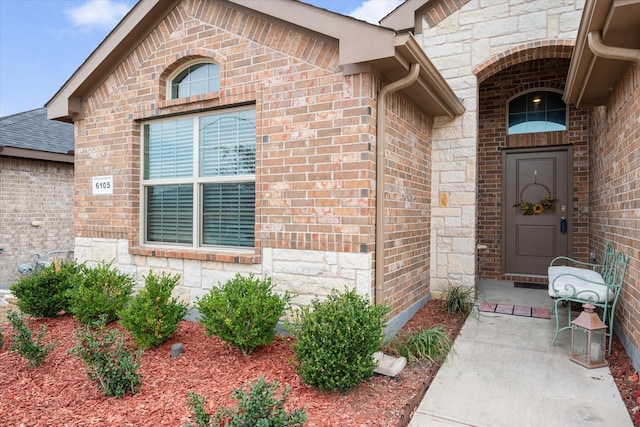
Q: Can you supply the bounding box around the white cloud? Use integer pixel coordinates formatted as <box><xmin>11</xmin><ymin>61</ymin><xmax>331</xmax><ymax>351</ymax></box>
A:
<box><xmin>65</xmin><ymin>0</ymin><xmax>132</xmax><ymax>30</ymax></box>
<box><xmin>349</xmin><ymin>0</ymin><xmax>403</xmax><ymax>25</ymax></box>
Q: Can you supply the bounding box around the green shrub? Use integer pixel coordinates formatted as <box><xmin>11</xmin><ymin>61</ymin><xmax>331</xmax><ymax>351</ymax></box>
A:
<box><xmin>196</xmin><ymin>273</ymin><xmax>290</xmax><ymax>356</ymax></box>
<box><xmin>185</xmin><ymin>378</ymin><xmax>307</xmax><ymax>427</ymax></box>
<box><xmin>66</xmin><ymin>261</ymin><xmax>135</xmax><ymax>324</ymax></box>
<box><xmin>10</xmin><ymin>260</ymin><xmax>81</xmax><ymax>317</ymax></box>
<box><xmin>185</xmin><ymin>390</ymin><xmax>212</xmax><ymax>427</ymax></box>
<box><xmin>7</xmin><ymin>310</ymin><xmax>57</xmax><ymax>368</ymax></box>
<box><xmin>69</xmin><ymin>316</ymin><xmax>143</xmax><ymax>397</ymax></box>
<box><xmin>441</xmin><ymin>284</ymin><xmax>475</xmax><ymax>316</ymax></box>
<box><xmin>288</xmin><ymin>288</ymin><xmax>390</xmax><ymax>392</ymax></box>
<box><xmin>387</xmin><ymin>326</ymin><xmax>453</xmax><ymax>366</ymax></box>
<box><xmin>119</xmin><ymin>271</ymin><xmax>189</xmax><ymax>349</ymax></box>
<box><xmin>0</xmin><ymin>327</ymin><xmax>4</xmax><ymax>349</ymax></box>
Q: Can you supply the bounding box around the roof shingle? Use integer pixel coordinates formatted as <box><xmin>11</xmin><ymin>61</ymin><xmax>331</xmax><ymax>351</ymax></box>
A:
<box><xmin>0</xmin><ymin>108</ymin><xmax>74</xmax><ymax>154</ymax></box>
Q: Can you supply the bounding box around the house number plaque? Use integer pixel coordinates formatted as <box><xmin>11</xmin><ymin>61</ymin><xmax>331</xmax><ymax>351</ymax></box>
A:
<box><xmin>92</xmin><ymin>175</ymin><xmax>113</xmax><ymax>195</ymax></box>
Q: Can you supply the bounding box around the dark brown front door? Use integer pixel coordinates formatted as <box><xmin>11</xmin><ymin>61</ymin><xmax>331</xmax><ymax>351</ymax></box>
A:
<box><xmin>503</xmin><ymin>147</ymin><xmax>571</xmax><ymax>275</ymax></box>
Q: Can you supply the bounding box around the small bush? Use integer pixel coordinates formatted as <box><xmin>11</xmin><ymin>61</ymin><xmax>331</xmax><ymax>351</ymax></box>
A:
<box><xmin>10</xmin><ymin>260</ymin><xmax>81</xmax><ymax>317</ymax></box>
<box><xmin>69</xmin><ymin>316</ymin><xmax>143</xmax><ymax>397</ymax></box>
<box><xmin>119</xmin><ymin>271</ymin><xmax>189</xmax><ymax>349</ymax></box>
<box><xmin>441</xmin><ymin>284</ymin><xmax>475</xmax><ymax>316</ymax></box>
<box><xmin>289</xmin><ymin>288</ymin><xmax>390</xmax><ymax>392</ymax></box>
<box><xmin>388</xmin><ymin>326</ymin><xmax>453</xmax><ymax>366</ymax></box>
<box><xmin>185</xmin><ymin>390</ymin><xmax>212</xmax><ymax>427</ymax></box>
<box><xmin>66</xmin><ymin>261</ymin><xmax>135</xmax><ymax>324</ymax></box>
<box><xmin>185</xmin><ymin>378</ymin><xmax>307</xmax><ymax>427</ymax></box>
<box><xmin>7</xmin><ymin>310</ymin><xmax>57</xmax><ymax>368</ymax></box>
<box><xmin>0</xmin><ymin>327</ymin><xmax>4</xmax><ymax>349</ymax></box>
<box><xmin>196</xmin><ymin>273</ymin><xmax>290</xmax><ymax>356</ymax></box>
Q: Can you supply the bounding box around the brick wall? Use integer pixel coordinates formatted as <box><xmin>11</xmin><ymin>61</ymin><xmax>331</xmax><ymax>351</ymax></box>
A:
<box><xmin>423</xmin><ymin>0</ymin><xmax>471</xmax><ymax>27</ymax></box>
<box><xmin>72</xmin><ymin>0</ymin><xmax>433</xmax><ymax>317</ymax></box>
<box><xmin>0</xmin><ymin>158</ymin><xmax>74</xmax><ymax>287</ymax></box>
<box><xmin>588</xmin><ymin>63</ymin><xmax>640</xmax><ymax>364</ymax></box>
<box><xmin>477</xmin><ymin>58</ymin><xmax>590</xmax><ymax>281</ymax></box>
<box><xmin>382</xmin><ymin>92</ymin><xmax>432</xmax><ymax>317</ymax></box>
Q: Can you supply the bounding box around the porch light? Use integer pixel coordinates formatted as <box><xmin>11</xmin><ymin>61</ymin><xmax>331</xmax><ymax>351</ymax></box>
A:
<box><xmin>532</xmin><ymin>96</ymin><xmax>542</xmax><ymax>103</ymax></box>
<box><xmin>570</xmin><ymin>303</ymin><xmax>607</xmax><ymax>369</ymax></box>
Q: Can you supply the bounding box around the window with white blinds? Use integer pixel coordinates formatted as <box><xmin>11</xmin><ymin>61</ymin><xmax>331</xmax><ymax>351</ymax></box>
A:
<box><xmin>142</xmin><ymin>107</ymin><xmax>256</xmax><ymax>248</ymax></box>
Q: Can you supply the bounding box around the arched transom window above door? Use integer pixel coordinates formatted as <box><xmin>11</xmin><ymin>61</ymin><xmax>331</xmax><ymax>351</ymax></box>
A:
<box><xmin>169</xmin><ymin>61</ymin><xmax>220</xmax><ymax>100</ymax></box>
<box><xmin>507</xmin><ymin>90</ymin><xmax>567</xmax><ymax>135</ymax></box>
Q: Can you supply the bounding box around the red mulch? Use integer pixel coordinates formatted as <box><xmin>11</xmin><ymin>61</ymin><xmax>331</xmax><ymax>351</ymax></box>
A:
<box><xmin>0</xmin><ymin>300</ymin><xmax>463</xmax><ymax>427</ymax></box>
<box><xmin>608</xmin><ymin>336</ymin><xmax>640</xmax><ymax>426</ymax></box>
<box><xmin>1</xmin><ymin>301</ymin><xmax>638</xmax><ymax>426</ymax></box>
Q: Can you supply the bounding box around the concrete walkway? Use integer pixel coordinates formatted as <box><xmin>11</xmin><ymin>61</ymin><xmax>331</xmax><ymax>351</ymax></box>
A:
<box><xmin>409</xmin><ymin>279</ymin><xmax>633</xmax><ymax>427</ymax></box>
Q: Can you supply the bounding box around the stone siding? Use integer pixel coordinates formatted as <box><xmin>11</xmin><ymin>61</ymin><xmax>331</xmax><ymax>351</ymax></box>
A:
<box><xmin>0</xmin><ymin>158</ymin><xmax>74</xmax><ymax>287</ymax></box>
<box><xmin>589</xmin><ymin>63</ymin><xmax>640</xmax><ymax>367</ymax></box>
<box><xmin>418</xmin><ymin>0</ymin><xmax>584</xmax><ymax>292</ymax></box>
<box><xmin>76</xmin><ymin>238</ymin><xmax>371</xmax><ymax>309</ymax></box>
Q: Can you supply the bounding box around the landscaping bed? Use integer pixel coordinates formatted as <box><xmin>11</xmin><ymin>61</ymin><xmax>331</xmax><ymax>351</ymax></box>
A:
<box><xmin>0</xmin><ymin>299</ymin><xmax>463</xmax><ymax>426</ymax></box>
<box><xmin>1</xmin><ymin>299</ymin><xmax>638</xmax><ymax>426</ymax></box>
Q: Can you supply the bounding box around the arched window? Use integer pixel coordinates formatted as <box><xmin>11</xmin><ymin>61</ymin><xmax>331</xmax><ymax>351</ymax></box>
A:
<box><xmin>170</xmin><ymin>62</ymin><xmax>220</xmax><ymax>99</ymax></box>
<box><xmin>507</xmin><ymin>90</ymin><xmax>566</xmax><ymax>135</ymax></box>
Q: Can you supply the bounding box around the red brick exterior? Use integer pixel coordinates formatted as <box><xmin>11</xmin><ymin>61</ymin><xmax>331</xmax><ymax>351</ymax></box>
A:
<box><xmin>72</xmin><ymin>0</ymin><xmax>433</xmax><ymax>314</ymax></box>
<box><xmin>424</xmin><ymin>0</ymin><xmax>472</xmax><ymax>27</ymax></box>
<box><xmin>382</xmin><ymin>93</ymin><xmax>432</xmax><ymax>316</ymax></box>
<box><xmin>0</xmin><ymin>158</ymin><xmax>74</xmax><ymax>286</ymax></box>
<box><xmin>477</xmin><ymin>55</ymin><xmax>590</xmax><ymax>282</ymax></box>
<box><xmin>474</xmin><ymin>40</ymin><xmax>574</xmax><ymax>84</ymax></box>
<box><xmin>589</xmin><ymin>63</ymin><xmax>640</xmax><ymax>353</ymax></box>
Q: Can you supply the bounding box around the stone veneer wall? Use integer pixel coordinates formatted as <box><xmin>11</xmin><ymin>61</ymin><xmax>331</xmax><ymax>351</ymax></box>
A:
<box><xmin>75</xmin><ymin>237</ymin><xmax>371</xmax><ymax>308</ymax></box>
<box><xmin>477</xmin><ymin>58</ymin><xmax>590</xmax><ymax>281</ymax></box>
<box><xmin>417</xmin><ymin>0</ymin><xmax>585</xmax><ymax>293</ymax></box>
<box><xmin>588</xmin><ymin>63</ymin><xmax>640</xmax><ymax>369</ymax></box>
<box><xmin>72</xmin><ymin>0</ymin><xmax>434</xmax><ymax>319</ymax></box>
<box><xmin>0</xmin><ymin>158</ymin><xmax>74</xmax><ymax>287</ymax></box>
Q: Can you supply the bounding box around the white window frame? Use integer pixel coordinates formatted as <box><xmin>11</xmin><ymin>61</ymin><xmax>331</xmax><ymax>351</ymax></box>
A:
<box><xmin>140</xmin><ymin>106</ymin><xmax>256</xmax><ymax>250</ymax></box>
<box><xmin>167</xmin><ymin>59</ymin><xmax>220</xmax><ymax>100</ymax></box>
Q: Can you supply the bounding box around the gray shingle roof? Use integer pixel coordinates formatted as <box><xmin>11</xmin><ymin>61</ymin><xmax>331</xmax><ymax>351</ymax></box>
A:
<box><xmin>0</xmin><ymin>108</ymin><xmax>74</xmax><ymax>154</ymax></box>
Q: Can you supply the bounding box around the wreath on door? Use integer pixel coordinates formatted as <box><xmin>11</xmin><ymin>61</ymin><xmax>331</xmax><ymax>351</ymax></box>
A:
<box><xmin>514</xmin><ymin>182</ymin><xmax>555</xmax><ymax>215</ymax></box>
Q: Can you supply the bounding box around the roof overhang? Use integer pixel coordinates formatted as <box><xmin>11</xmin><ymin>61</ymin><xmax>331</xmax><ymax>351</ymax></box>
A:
<box><xmin>233</xmin><ymin>0</ymin><xmax>463</xmax><ymax>117</ymax></box>
<box><xmin>0</xmin><ymin>146</ymin><xmax>74</xmax><ymax>163</ymax></box>
<box><xmin>46</xmin><ymin>0</ymin><xmax>181</xmax><ymax>122</ymax></box>
<box><xmin>564</xmin><ymin>0</ymin><xmax>640</xmax><ymax>107</ymax></box>
<box><xmin>47</xmin><ymin>0</ymin><xmax>463</xmax><ymax>121</ymax></box>
<box><xmin>379</xmin><ymin>0</ymin><xmax>427</xmax><ymax>33</ymax></box>
<box><xmin>365</xmin><ymin>33</ymin><xmax>465</xmax><ymax>118</ymax></box>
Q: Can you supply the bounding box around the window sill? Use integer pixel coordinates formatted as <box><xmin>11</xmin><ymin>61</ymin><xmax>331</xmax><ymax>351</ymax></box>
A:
<box><xmin>157</xmin><ymin>91</ymin><xmax>220</xmax><ymax>110</ymax></box>
<box><xmin>130</xmin><ymin>246</ymin><xmax>260</xmax><ymax>264</ymax></box>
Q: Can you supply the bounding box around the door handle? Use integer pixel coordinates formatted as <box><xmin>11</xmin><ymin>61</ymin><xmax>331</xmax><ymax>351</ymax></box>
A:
<box><xmin>560</xmin><ymin>216</ymin><xmax>567</xmax><ymax>233</ymax></box>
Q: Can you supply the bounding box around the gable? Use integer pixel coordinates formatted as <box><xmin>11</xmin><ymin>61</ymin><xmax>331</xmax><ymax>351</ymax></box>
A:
<box><xmin>46</xmin><ymin>0</ymin><xmax>463</xmax><ymax>122</ymax></box>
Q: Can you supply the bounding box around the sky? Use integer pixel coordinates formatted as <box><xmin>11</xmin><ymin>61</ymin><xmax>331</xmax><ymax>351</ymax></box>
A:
<box><xmin>0</xmin><ymin>0</ymin><xmax>402</xmax><ymax>117</ymax></box>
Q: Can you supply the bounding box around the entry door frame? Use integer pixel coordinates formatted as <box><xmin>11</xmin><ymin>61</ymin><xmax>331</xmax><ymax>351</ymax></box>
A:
<box><xmin>501</xmin><ymin>145</ymin><xmax>573</xmax><ymax>277</ymax></box>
